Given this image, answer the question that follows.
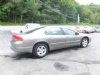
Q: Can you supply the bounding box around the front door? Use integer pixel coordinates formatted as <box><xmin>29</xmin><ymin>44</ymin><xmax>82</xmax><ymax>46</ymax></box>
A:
<box><xmin>61</xmin><ymin>27</ymin><xmax>81</xmax><ymax>46</ymax></box>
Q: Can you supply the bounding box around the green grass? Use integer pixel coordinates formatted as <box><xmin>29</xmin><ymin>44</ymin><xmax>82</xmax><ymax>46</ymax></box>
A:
<box><xmin>0</xmin><ymin>22</ymin><xmax>100</xmax><ymax>26</ymax></box>
<box><xmin>0</xmin><ymin>22</ymin><xmax>24</xmax><ymax>26</ymax></box>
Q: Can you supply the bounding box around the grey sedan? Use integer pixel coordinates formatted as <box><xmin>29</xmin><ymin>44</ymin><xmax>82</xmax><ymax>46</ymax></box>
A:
<box><xmin>10</xmin><ymin>26</ymin><xmax>91</xmax><ymax>58</ymax></box>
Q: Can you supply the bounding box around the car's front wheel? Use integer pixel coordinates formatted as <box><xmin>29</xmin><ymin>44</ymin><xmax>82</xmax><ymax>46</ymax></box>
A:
<box><xmin>80</xmin><ymin>38</ymin><xmax>89</xmax><ymax>48</ymax></box>
<box><xmin>32</xmin><ymin>43</ymin><xmax>48</xmax><ymax>58</ymax></box>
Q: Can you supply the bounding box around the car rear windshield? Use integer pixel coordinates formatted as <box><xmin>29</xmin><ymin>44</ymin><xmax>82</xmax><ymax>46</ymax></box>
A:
<box><xmin>25</xmin><ymin>27</ymin><xmax>45</xmax><ymax>34</ymax></box>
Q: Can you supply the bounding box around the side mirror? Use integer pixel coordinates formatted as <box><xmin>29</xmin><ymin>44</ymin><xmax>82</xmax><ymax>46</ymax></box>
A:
<box><xmin>75</xmin><ymin>32</ymin><xmax>79</xmax><ymax>35</ymax></box>
<box><xmin>20</xmin><ymin>30</ymin><xmax>23</xmax><ymax>33</ymax></box>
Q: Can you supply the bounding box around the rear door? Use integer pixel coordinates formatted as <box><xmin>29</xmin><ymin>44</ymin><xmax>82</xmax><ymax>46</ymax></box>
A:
<box><xmin>45</xmin><ymin>27</ymin><xmax>66</xmax><ymax>50</ymax></box>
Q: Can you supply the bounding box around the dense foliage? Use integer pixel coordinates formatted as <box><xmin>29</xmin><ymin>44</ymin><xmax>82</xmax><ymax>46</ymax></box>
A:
<box><xmin>0</xmin><ymin>0</ymin><xmax>100</xmax><ymax>24</ymax></box>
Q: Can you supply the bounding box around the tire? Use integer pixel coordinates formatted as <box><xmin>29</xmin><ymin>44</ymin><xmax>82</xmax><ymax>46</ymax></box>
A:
<box><xmin>32</xmin><ymin>43</ymin><xmax>48</xmax><ymax>58</ymax></box>
<box><xmin>80</xmin><ymin>38</ymin><xmax>89</xmax><ymax>48</ymax></box>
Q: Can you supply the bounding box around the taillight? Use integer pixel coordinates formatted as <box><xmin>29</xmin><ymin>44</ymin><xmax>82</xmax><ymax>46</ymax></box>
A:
<box><xmin>12</xmin><ymin>34</ymin><xmax>23</xmax><ymax>41</ymax></box>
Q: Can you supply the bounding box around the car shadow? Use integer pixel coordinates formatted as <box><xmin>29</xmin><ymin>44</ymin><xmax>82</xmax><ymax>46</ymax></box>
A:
<box><xmin>12</xmin><ymin>46</ymin><xmax>80</xmax><ymax>60</ymax></box>
<box><xmin>49</xmin><ymin>46</ymin><xmax>80</xmax><ymax>55</ymax></box>
<box><xmin>12</xmin><ymin>53</ymin><xmax>34</xmax><ymax>60</ymax></box>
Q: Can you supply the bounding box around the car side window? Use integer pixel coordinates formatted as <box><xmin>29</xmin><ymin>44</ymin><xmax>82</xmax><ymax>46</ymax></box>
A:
<box><xmin>62</xmin><ymin>28</ymin><xmax>76</xmax><ymax>35</ymax></box>
<box><xmin>45</xmin><ymin>27</ymin><xmax>63</xmax><ymax>35</ymax></box>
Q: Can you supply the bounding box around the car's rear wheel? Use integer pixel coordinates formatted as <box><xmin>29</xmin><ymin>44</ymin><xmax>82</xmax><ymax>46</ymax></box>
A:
<box><xmin>80</xmin><ymin>38</ymin><xmax>89</xmax><ymax>48</ymax></box>
<box><xmin>32</xmin><ymin>43</ymin><xmax>48</xmax><ymax>58</ymax></box>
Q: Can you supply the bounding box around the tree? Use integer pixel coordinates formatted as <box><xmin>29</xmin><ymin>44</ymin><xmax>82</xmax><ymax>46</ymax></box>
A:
<box><xmin>0</xmin><ymin>0</ymin><xmax>100</xmax><ymax>25</ymax></box>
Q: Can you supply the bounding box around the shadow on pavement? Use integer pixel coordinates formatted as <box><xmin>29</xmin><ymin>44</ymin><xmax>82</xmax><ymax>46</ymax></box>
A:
<box><xmin>12</xmin><ymin>46</ymin><xmax>80</xmax><ymax>60</ymax></box>
<box><xmin>49</xmin><ymin>46</ymin><xmax>80</xmax><ymax>55</ymax></box>
<box><xmin>12</xmin><ymin>53</ymin><xmax>33</xmax><ymax>60</ymax></box>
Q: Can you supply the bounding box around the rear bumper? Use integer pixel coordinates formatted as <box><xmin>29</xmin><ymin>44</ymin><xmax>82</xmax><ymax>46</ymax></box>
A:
<box><xmin>10</xmin><ymin>41</ymin><xmax>33</xmax><ymax>53</ymax></box>
<box><xmin>10</xmin><ymin>46</ymin><xmax>32</xmax><ymax>53</ymax></box>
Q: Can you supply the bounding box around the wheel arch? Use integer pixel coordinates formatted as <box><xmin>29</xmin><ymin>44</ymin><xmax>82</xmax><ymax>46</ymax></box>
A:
<box><xmin>33</xmin><ymin>41</ymin><xmax>50</xmax><ymax>51</ymax></box>
<box><xmin>82</xmin><ymin>36</ymin><xmax>89</xmax><ymax>43</ymax></box>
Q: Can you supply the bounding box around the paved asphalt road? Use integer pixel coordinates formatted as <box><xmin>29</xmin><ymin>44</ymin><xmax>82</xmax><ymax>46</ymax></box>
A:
<box><xmin>0</xmin><ymin>30</ymin><xmax>100</xmax><ymax>75</ymax></box>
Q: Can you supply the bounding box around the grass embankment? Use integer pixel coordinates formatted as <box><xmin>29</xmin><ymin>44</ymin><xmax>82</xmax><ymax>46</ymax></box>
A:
<box><xmin>0</xmin><ymin>22</ymin><xmax>24</xmax><ymax>26</ymax></box>
<box><xmin>0</xmin><ymin>22</ymin><xmax>99</xmax><ymax>26</ymax></box>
